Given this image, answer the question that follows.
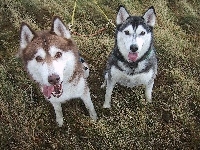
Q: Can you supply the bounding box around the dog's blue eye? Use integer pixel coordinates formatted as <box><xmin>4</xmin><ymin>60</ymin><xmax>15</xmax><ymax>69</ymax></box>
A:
<box><xmin>139</xmin><ymin>31</ymin><xmax>145</xmax><ymax>36</ymax></box>
<box><xmin>124</xmin><ymin>30</ymin><xmax>130</xmax><ymax>35</ymax></box>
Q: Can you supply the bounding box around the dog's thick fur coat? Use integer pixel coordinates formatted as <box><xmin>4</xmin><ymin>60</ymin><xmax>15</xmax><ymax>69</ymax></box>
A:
<box><xmin>102</xmin><ymin>6</ymin><xmax>157</xmax><ymax>108</ymax></box>
<box><xmin>18</xmin><ymin>16</ymin><xmax>97</xmax><ymax>126</ymax></box>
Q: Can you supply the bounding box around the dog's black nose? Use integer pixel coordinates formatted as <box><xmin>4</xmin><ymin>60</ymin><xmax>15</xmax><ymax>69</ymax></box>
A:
<box><xmin>48</xmin><ymin>74</ymin><xmax>60</xmax><ymax>85</ymax></box>
<box><xmin>130</xmin><ymin>45</ymin><xmax>138</xmax><ymax>52</ymax></box>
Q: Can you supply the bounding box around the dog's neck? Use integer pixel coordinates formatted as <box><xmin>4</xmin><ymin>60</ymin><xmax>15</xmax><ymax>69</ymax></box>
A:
<box><xmin>113</xmin><ymin>44</ymin><xmax>153</xmax><ymax>70</ymax></box>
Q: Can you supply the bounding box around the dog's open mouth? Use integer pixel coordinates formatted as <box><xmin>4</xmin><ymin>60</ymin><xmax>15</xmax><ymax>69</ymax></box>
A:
<box><xmin>42</xmin><ymin>82</ymin><xmax>63</xmax><ymax>99</ymax></box>
<box><xmin>128</xmin><ymin>52</ymin><xmax>138</xmax><ymax>62</ymax></box>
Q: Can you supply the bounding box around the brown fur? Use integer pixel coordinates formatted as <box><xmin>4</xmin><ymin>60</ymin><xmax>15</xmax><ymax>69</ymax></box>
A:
<box><xmin>20</xmin><ymin>29</ymin><xmax>84</xmax><ymax>83</ymax></box>
<box><xmin>18</xmin><ymin>16</ymin><xmax>97</xmax><ymax>126</ymax></box>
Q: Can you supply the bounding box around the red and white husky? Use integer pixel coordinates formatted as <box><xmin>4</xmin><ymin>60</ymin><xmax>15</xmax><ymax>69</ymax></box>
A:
<box><xmin>18</xmin><ymin>16</ymin><xmax>97</xmax><ymax>126</ymax></box>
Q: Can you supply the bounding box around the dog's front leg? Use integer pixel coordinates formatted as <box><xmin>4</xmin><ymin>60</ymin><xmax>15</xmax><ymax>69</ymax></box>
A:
<box><xmin>103</xmin><ymin>79</ymin><xmax>116</xmax><ymax>108</ymax></box>
<box><xmin>81</xmin><ymin>87</ymin><xmax>97</xmax><ymax>121</ymax></box>
<box><xmin>51</xmin><ymin>102</ymin><xmax>63</xmax><ymax>127</ymax></box>
<box><xmin>145</xmin><ymin>80</ymin><xmax>154</xmax><ymax>102</ymax></box>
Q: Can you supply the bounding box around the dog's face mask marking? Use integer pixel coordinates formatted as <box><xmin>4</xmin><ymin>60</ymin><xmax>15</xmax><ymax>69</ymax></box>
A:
<box><xmin>27</xmin><ymin>47</ymin><xmax>75</xmax><ymax>85</ymax></box>
<box><xmin>19</xmin><ymin>17</ymin><xmax>76</xmax><ymax>99</ymax></box>
<box><xmin>117</xmin><ymin>25</ymin><xmax>152</xmax><ymax>62</ymax></box>
<box><xmin>116</xmin><ymin>6</ymin><xmax>156</xmax><ymax>62</ymax></box>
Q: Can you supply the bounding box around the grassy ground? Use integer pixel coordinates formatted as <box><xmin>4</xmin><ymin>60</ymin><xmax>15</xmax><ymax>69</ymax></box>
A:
<box><xmin>0</xmin><ymin>0</ymin><xmax>200</xmax><ymax>149</ymax></box>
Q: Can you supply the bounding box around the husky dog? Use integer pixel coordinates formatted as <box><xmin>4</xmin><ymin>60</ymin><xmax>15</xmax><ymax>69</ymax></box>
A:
<box><xmin>102</xmin><ymin>6</ymin><xmax>157</xmax><ymax>108</ymax></box>
<box><xmin>18</xmin><ymin>16</ymin><xmax>97</xmax><ymax>126</ymax></box>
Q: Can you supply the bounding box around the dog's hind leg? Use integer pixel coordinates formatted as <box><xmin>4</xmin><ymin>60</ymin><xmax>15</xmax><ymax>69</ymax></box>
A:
<box><xmin>145</xmin><ymin>80</ymin><xmax>154</xmax><ymax>102</ymax></box>
<box><xmin>103</xmin><ymin>79</ymin><xmax>116</xmax><ymax>108</ymax></box>
<box><xmin>51</xmin><ymin>102</ymin><xmax>63</xmax><ymax>127</ymax></box>
<box><xmin>81</xmin><ymin>87</ymin><xmax>97</xmax><ymax>121</ymax></box>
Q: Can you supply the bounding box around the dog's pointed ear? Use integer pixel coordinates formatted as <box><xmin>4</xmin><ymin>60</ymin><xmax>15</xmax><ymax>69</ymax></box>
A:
<box><xmin>51</xmin><ymin>16</ymin><xmax>71</xmax><ymax>39</ymax></box>
<box><xmin>116</xmin><ymin>6</ymin><xmax>130</xmax><ymax>25</ymax></box>
<box><xmin>143</xmin><ymin>6</ymin><xmax>156</xmax><ymax>27</ymax></box>
<box><xmin>20</xmin><ymin>23</ymin><xmax>35</xmax><ymax>50</ymax></box>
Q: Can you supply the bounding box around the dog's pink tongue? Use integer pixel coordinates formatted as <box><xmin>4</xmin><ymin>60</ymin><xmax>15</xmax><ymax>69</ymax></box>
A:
<box><xmin>128</xmin><ymin>52</ymin><xmax>138</xmax><ymax>62</ymax></box>
<box><xmin>43</xmin><ymin>85</ymin><xmax>54</xmax><ymax>98</ymax></box>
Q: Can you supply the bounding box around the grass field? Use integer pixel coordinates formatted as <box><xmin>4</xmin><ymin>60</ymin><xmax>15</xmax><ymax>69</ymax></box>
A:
<box><xmin>0</xmin><ymin>0</ymin><xmax>200</xmax><ymax>149</ymax></box>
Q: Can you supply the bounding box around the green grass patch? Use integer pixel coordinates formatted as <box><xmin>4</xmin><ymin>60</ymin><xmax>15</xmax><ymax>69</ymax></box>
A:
<box><xmin>0</xmin><ymin>0</ymin><xmax>200</xmax><ymax>149</ymax></box>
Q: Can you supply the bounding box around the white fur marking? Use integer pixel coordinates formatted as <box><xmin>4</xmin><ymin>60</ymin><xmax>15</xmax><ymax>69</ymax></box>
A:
<box><xmin>27</xmin><ymin>47</ymin><xmax>76</xmax><ymax>86</ymax></box>
<box><xmin>27</xmin><ymin>48</ymin><xmax>49</xmax><ymax>85</ymax></box>
<box><xmin>117</xmin><ymin>25</ymin><xmax>152</xmax><ymax>62</ymax></box>
<box><xmin>117</xmin><ymin>25</ymin><xmax>134</xmax><ymax>60</ymax></box>
<box><xmin>136</xmin><ymin>26</ymin><xmax>152</xmax><ymax>60</ymax></box>
<box><xmin>49</xmin><ymin>46</ymin><xmax>75</xmax><ymax>82</ymax></box>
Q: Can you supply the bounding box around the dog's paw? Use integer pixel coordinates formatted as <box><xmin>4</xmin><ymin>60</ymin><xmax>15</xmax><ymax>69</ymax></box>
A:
<box><xmin>56</xmin><ymin>117</ymin><xmax>63</xmax><ymax>127</ymax></box>
<box><xmin>101</xmin><ymin>80</ymin><xmax>107</xmax><ymax>89</ymax></box>
<box><xmin>146</xmin><ymin>98</ymin><xmax>152</xmax><ymax>103</ymax></box>
<box><xmin>145</xmin><ymin>93</ymin><xmax>152</xmax><ymax>103</ymax></box>
<box><xmin>90</xmin><ymin>111</ymin><xmax>97</xmax><ymax>122</ymax></box>
<box><xmin>101</xmin><ymin>84</ymin><xmax>105</xmax><ymax>89</ymax></box>
<box><xmin>103</xmin><ymin>102</ymin><xmax>111</xmax><ymax>108</ymax></box>
<box><xmin>101</xmin><ymin>83</ymin><xmax>106</xmax><ymax>89</ymax></box>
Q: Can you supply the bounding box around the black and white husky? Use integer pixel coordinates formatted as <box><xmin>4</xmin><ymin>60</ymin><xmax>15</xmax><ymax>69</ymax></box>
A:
<box><xmin>102</xmin><ymin>6</ymin><xmax>157</xmax><ymax>108</ymax></box>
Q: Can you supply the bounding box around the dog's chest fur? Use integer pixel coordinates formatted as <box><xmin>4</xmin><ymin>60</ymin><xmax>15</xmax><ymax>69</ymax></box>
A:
<box><xmin>110</xmin><ymin>58</ymin><xmax>154</xmax><ymax>87</ymax></box>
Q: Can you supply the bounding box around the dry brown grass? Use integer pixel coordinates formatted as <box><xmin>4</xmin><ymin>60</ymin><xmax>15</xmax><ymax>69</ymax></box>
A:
<box><xmin>0</xmin><ymin>0</ymin><xmax>200</xmax><ymax>149</ymax></box>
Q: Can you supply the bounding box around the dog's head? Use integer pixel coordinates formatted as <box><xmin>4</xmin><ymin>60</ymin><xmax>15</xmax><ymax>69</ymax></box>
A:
<box><xmin>19</xmin><ymin>16</ymin><xmax>79</xmax><ymax>99</ymax></box>
<box><xmin>116</xmin><ymin>6</ymin><xmax>156</xmax><ymax>62</ymax></box>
